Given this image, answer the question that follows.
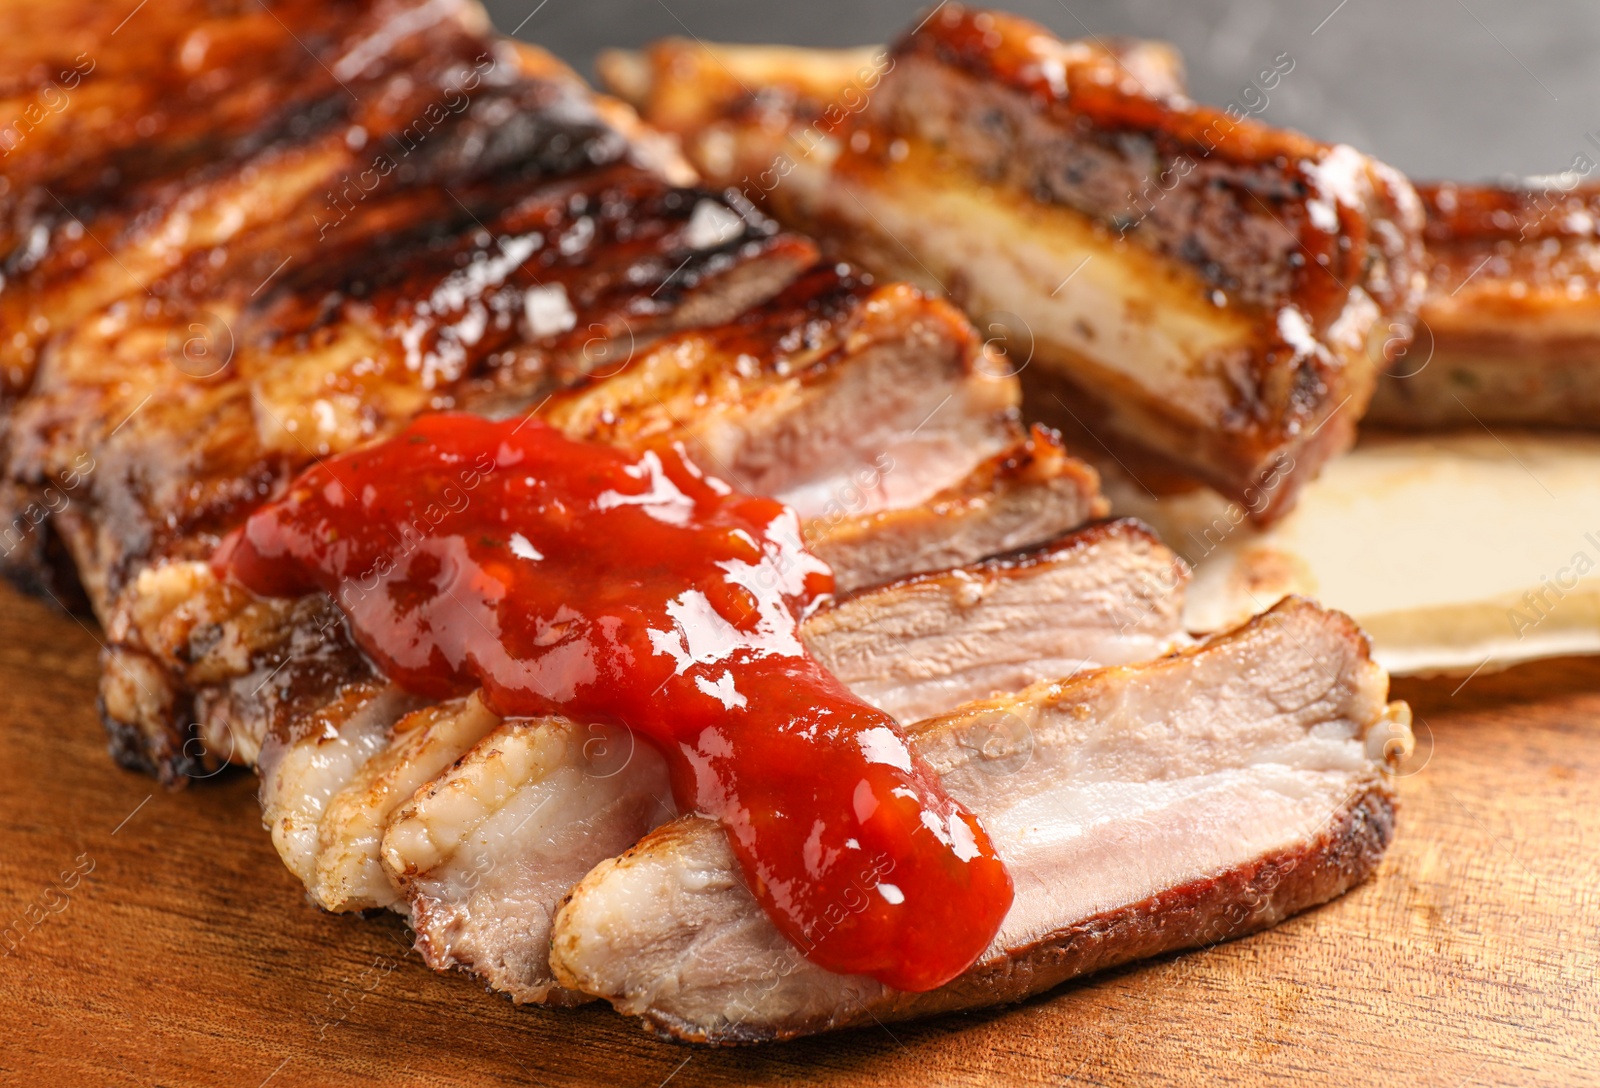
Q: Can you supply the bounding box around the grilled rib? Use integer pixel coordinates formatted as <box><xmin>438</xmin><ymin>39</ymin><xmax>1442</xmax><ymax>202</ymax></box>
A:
<box><xmin>602</xmin><ymin>4</ymin><xmax>1428</xmax><ymax>521</ymax></box>
<box><xmin>1367</xmin><ymin>179</ymin><xmax>1600</xmax><ymax>429</ymax></box>
<box><xmin>1</xmin><ymin>0</ymin><xmax>1111</xmax><ymax>783</ymax></box>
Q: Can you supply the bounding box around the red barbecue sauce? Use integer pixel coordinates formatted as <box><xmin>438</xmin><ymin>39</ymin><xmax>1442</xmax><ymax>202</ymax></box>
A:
<box><xmin>212</xmin><ymin>413</ymin><xmax>1012</xmax><ymax>991</ymax></box>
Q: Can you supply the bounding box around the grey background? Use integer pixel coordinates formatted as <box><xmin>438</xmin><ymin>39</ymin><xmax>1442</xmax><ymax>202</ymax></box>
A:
<box><xmin>481</xmin><ymin>0</ymin><xmax>1590</xmax><ymax>181</ymax></box>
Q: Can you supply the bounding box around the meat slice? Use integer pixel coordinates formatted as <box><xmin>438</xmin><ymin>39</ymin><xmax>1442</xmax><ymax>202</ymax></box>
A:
<box><xmin>100</xmin><ymin>414</ymin><xmax>1097</xmax><ymax>786</ymax></box>
<box><xmin>605</xmin><ymin>4</ymin><xmax>1426</xmax><ymax>521</ymax></box>
<box><xmin>537</xmin><ymin>265</ymin><xmax>1021</xmax><ymax>520</ymax></box>
<box><xmin>548</xmin><ymin>597</ymin><xmax>1411</xmax><ymax>1043</ymax></box>
<box><xmin>370</xmin><ymin>519</ymin><xmax>1188</xmax><ymax>1004</ymax></box>
<box><xmin>381</xmin><ymin>719</ymin><xmax>673</xmax><ymax>1006</ymax></box>
<box><xmin>257</xmin><ymin>683</ymin><xmax>423</xmax><ymax>891</ymax></box>
<box><xmin>1368</xmin><ymin>180</ymin><xmax>1600</xmax><ymax>430</ymax></box>
<box><xmin>808</xmin><ymin>424</ymin><xmax>1106</xmax><ymax>593</ymax></box>
<box><xmin>313</xmin><ymin>695</ymin><xmax>503</xmax><ymax>912</ymax></box>
<box><xmin>804</xmin><ymin>519</ymin><xmax>1189</xmax><ymax>722</ymax></box>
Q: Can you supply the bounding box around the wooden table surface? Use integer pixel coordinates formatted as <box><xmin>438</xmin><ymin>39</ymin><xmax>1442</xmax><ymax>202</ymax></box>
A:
<box><xmin>2</xmin><ymin>580</ymin><xmax>1596</xmax><ymax>1088</ymax></box>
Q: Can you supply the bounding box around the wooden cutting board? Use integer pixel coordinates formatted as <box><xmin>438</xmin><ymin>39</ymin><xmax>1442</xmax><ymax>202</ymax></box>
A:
<box><xmin>2</xmin><ymin>580</ymin><xmax>1596</xmax><ymax>1087</ymax></box>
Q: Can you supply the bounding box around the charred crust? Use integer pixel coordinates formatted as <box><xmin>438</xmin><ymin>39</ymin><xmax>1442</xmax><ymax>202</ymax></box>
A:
<box><xmin>0</xmin><ymin>517</ymin><xmax>93</xmax><ymax>615</ymax></box>
<box><xmin>100</xmin><ymin>696</ymin><xmax>167</xmax><ymax>779</ymax></box>
<box><xmin>97</xmin><ymin>686</ymin><xmax>211</xmax><ymax>788</ymax></box>
<box><xmin>1023</xmin><ymin>362</ymin><xmax>1327</xmax><ymax>522</ymax></box>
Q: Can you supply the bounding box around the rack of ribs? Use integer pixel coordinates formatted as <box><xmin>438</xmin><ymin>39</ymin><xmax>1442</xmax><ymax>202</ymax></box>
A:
<box><xmin>0</xmin><ymin>0</ymin><xmax>1408</xmax><ymax>1042</ymax></box>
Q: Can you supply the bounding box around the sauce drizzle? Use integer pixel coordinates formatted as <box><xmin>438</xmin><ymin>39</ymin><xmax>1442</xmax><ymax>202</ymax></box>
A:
<box><xmin>213</xmin><ymin>413</ymin><xmax>1012</xmax><ymax>991</ymax></box>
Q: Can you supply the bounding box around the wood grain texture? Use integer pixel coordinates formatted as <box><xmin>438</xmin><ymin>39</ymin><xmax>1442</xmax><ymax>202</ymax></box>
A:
<box><xmin>1</xmin><ymin>580</ymin><xmax>1596</xmax><ymax>1087</ymax></box>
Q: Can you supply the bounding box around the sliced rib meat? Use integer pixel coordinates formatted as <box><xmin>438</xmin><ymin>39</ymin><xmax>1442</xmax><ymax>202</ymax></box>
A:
<box><xmin>809</xmin><ymin>424</ymin><xmax>1106</xmax><ymax>593</ymax></box>
<box><xmin>804</xmin><ymin>518</ymin><xmax>1189</xmax><ymax>722</ymax></box>
<box><xmin>370</xmin><ymin>520</ymin><xmax>1187</xmax><ymax>1003</ymax></box>
<box><xmin>257</xmin><ymin>683</ymin><xmax>422</xmax><ymax>891</ymax></box>
<box><xmin>548</xmin><ymin>597</ymin><xmax>1411</xmax><ymax>1042</ymax></box>
<box><xmin>538</xmin><ymin>265</ymin><xmax>1021</xmax><ymax>521</ymax></box>
<box><xmin>313</xmin><ymin>694</ymin><xmax>503</xmax><ymax>912</ymax></box>
<box><xmin>381</xmin><ymin>719</ymin><xmax>674</xmax><ymax>1006</ymax></box>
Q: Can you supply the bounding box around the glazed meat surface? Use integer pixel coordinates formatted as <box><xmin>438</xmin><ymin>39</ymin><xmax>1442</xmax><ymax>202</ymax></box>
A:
<box><xmin>1368</xmin><ymin>180</ymin><xmax>1600</xmax><ymax>429</ymax></box>
<box><xmin>1</xmin><ymin>0</ymin><xmax>1102</xmax><ymax>781</ymax></box>
<box><xmin>604</xmin><ymin>4</ymin><xmax>1428</xmax><ymax>521</ymax></box>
